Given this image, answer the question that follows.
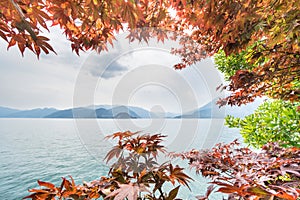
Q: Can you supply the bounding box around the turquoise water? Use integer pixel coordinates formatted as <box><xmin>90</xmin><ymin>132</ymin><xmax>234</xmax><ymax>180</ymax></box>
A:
<box><xmin>0</xmin><ymin>119</ymin><xmax>242</xmax><ymax>200</ymax></box>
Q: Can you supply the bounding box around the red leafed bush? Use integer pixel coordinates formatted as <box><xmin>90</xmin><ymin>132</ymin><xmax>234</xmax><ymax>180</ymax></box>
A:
<box><xmin>24</xmin><ymin>132</ymin><xmax>300</xmax><ymax>200</ymax></box>
<box><xmin>173</xmin><ymin>140</ymin><xmax>300</xmax><ymax>200</ymax></box>
<box><xmin>23</xmin><ymin>131</ymin><xmax>192</xmax><ymax>200</ymax></box>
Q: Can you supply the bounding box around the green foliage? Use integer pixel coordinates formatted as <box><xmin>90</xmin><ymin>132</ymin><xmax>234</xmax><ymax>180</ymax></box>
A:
<box><xmin>292</xmin><ymin>79</ymin><xmax>300</xmax><ymax>91</ymax></box>
<box><xmin>226</xmin><ymin>100</ymin><xmax>300</xmax><ymax>148</ymax></box>
<box><xmin>214</xmin><ymin>50</ymin><xmax>250</xmax><ymax>80</ymax></box>
<box><xmin>214</xmin><ymin>41</ymin><xmax>268</xmax><ymax>80</ymax></box>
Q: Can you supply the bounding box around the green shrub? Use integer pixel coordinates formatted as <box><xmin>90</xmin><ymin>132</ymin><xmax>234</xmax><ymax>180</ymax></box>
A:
<box><xmin>226</xmin><ymin>100</ymin><xmax>300</xmax><ymax>148</ymax></box>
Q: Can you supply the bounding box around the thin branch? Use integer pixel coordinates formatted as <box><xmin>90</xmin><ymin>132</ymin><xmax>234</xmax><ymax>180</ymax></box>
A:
<box><xmin>9</xmin><ymin>0</ymin><xmax>37</xmax><ymax>40</ymax></box>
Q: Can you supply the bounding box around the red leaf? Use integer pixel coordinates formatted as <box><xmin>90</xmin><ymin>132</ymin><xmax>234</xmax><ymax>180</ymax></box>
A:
<box><xmin>34</xmin><ymin>44</ymin><xmax>41</xmax><ymax>59</ymax></box>
<box><xmin>217</xmin><ymin>186</ymin><xmax>240</xmax><ymax>194</ymax></box>
<box><xmin>18</xmin><ymin>43</ymin><xmax>25</xmax><ymax>56</ymax></box>
<box><xmin>7</xmin><ymin>38</ymin><xmax>16</xmax><ymax>49</ymax></box>
<box><xmin>37</xmin><ymin>180</ymin><xmax>56</xmax><ymax>190</ymax></box>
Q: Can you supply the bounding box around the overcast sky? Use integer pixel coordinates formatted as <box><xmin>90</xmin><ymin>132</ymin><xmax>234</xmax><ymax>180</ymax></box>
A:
<box><xmin>0</xmin><ymin>27</ymin><xmax>225</xmax><ymax>113</ymax></box>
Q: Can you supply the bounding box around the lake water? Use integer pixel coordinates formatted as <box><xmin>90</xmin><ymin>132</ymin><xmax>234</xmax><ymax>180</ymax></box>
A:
<box><xmin>0</xmin><ymin>119</ymin><xmax>242</xmax><ymax>200</ymax></box>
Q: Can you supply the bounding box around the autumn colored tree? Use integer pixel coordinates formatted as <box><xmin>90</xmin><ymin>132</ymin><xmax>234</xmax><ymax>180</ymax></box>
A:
<box><xmin>214</xmin><ymin>42</ymin><xmax>300</xmax><ymax>106</ymax></box>
<box><xmin>1</xmin><ymin>0</ymin><xmax>299</xmax><ymax>105</ymax></box>
<box><xmin>171</xmin><ymin>0</ymin><xmax>300</xmax><ymax>105</ymax></box>
<box><xmin>0</xmin><ymin>0</ymin><xmax>173</xmax><ymax>56</ymax></box>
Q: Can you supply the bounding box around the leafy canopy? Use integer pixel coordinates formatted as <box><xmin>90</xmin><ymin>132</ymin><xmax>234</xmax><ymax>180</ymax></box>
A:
<box><xmin>214</xmin><ymin>41</ymin><xmax>300</xmax><ymax>106</ymax></box>
<box><xmin>1</xmin><ymin>0</ymin><xmax>299</xmax><ymax>105</ymax></box>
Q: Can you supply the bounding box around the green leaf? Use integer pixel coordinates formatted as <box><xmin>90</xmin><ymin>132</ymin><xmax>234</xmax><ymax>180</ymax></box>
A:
<box><xmin>166</xmin><ymin>186</ymin><xmax>180</xmax><ymax>200</ymax></box>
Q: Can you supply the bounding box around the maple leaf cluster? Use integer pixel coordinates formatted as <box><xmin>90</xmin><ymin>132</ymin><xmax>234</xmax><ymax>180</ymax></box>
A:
<box><xmin>0</xmin><ymin>0</ymin><xmax>174</xmax><ymax>57</ymax></box>
<box><xmin>169</xmin><ymin>0</ymin><xmax>300</xmax><ymax>105</ymax></box>
<box><xmin>215</xmin><ymin>42</ymin><xmax>300</xmax><ymax>106</ymax></box>
<box><xmin>174</xmin><ymin>140</ymin><xmax>300</xmax><ymax>200</ymax></box>
<box><xmin>24</xmin><ymin>131</ymin><xmax>192</xmax><ymax>200</ymax></box>
<box><xmin>0</xmin><ymin>0</ymin><xmax>56</xmax><ymax>57</ymax></box>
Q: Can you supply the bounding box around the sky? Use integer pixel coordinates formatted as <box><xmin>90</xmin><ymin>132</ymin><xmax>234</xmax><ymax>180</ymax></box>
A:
<box><xmin>0</xmin><ymin>27</ymin><xmax>226</xmax><ymax>113</ymax></box>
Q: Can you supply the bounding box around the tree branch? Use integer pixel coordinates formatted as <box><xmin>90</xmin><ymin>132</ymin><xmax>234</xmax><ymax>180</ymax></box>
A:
<box><xmin>9</xmin><ymin>0</ymin><xmax>37</xmax><ymax>41</ymax></box>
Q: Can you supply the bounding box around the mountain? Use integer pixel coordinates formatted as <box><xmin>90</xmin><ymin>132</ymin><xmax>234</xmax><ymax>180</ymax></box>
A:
<box><xmin>176</xmin><ymin>98</ymin><xmax>263</xmax><ymax>118</ymax></box>
<box><xmin>126</xmin><ymin>106</ymin><xmax>179</xmax><ymax>118</ymax></box>
<box><xmin>96</xmin><ymin>106</ymin><xmax>139</xmax><ymax>118</ymax></box>
<box><xmin>87</xmin><ymin>105</ymin><xmax>152</xmax><ymax>118</ymax></box>
<box><xmin>0</xmin><ymin>100</ymin><xmax>263</xmax><ymax>119</ymax></box>
<box><xmin>126</xmin><ymin>106</ymin><xmax>152</xmax><ymax>118</ymax></box>
<box><xmin>0</xmin><ymin>106</ymin><xmax>20</xmax><ymax>117</ymax></box>
<box><xmin>46</xmin><ymin>106</ymin><xmax>140</xmax><ymax>118</ymax></box>
<box><xmin>86</xmin><ymin>104</ymin><xmax>113</xmax><ymax>110</ymax></box>
<box><xmin>176</xmin><ymin>100</ymin><xmax>225</xmax><ymax>118</ymax></box>
<box><xmin>6</xmin><ymin>108</ymin><xmax>57</xmax><ymax>118</ymax></box>
<box><xmin>111</xmin><ymin>106</ymin><xmax>140</xmax><ymax>118</ymax></box>
<box><xmin>150</xmin><ymin>111</ymin><xmax>179</xmax><ymax>118</ymax></box>
<box><xmin>45</xmin><ymin>107</ymin><xmax>96</xmax><ymax>118</ymax></box>
<box><xmin>0</xmin><ymin>107</ymin><xmax>57</xmax><ymax>118</ymax></box>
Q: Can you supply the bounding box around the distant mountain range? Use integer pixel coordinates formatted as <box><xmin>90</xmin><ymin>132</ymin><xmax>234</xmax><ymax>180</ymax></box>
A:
<box><xmin>0</xmin><ymin>107</ymin><xmax>57</xmax><ymax>118</ymax></box>
<box><xmin>0</xmin><ymin>105</ymin><xmax>153</xmax><ymax>119</ymax></box>
<box><xmin>46</xmin><ymin>106</ymin><xmax>142</xmax><ymax>119</ymax></box>
<box><xmin>0</xmin><ymin>107</ymin><xmax>21</xmax><ymax>117</ymax></box>
<box><xmin>175</xmin><ymin>98</ymin><xmax>263</xmax><ymax>118</ymax></box>
<box><xmin>0</xmin><ymin>99</ymin><xmax>263</xmax><ymax>119</ymax></box>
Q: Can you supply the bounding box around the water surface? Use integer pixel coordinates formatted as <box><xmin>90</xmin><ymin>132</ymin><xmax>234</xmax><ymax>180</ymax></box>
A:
<box><xmin>0</xmin><ymin>119</ymin><xmax>242</xmax><ymax>199</ymax></box>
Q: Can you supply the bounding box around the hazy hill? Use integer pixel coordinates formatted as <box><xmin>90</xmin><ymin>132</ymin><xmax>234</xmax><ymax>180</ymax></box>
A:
<box><xmin>126</xmin><ymin>106</ymin><xmax>152</xmax><ymax>118</ymax></box>
<box><xmin>46</xmin><ymin>106</ymin><xmax>140</xmax><ymax>118</ymax></box>
<box><xmin>45</xmin><ymin>108</ymin><xmax>96</xmax><ymax>118</ymax></box>
<box><xmin>0</xmin><ymin>106</ymin><xmax>20</xmax><ymax>117</ymax></box>
<box><xmin>176</xmin><ymin>98</ymin><xmax>263</xmax><ymax>118</ymax></box>
<box><xmin>0</xmin><ymin>99</ymin><xmax>263</xmax><ymax>119</ymax></box>
<box><xmin>0</xmin><ymin>107</ymin><xmax>57</xmax><ymax>118</ymax></box>
<box><xmin>175</xmin><ymin>99</ymin><xmax>225</xmax><ymax>118</ymax></box>
<box><xmin>95</xmin><ymin>106</ymin><xmax>140</xmax><ymax>118</ymax></box>
<box><xmin>7</xmin><ymin>108</ymin><xmax>57</xmax><ymax>118</ymax></box>
<box><xmin>88</xmin><ymin>105</ymin><xmax>152</xmax><ymax>118</ymax></box>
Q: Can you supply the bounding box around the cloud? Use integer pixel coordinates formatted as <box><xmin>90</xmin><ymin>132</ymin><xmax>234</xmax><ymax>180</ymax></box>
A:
<box><xmin>85</xmin><ymin>52</ymin><xmax>128</xmax><ymax>79</ymax></box>
<box><xmin>100</xmin><ymin>63</ymin><xmax>128</xmax><ymax>79</ymax></box>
